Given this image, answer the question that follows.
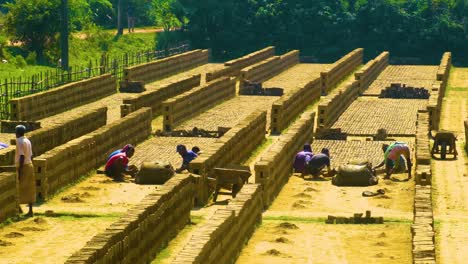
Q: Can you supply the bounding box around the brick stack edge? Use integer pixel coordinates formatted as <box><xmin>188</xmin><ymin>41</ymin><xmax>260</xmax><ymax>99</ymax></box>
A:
<box><xmin>162</xmin><ymin>77</ymin><xmax>236</xmax><ymax>131</ymax></box>
<box><xmin>321</xmin><ymin>48</ymin><xmax>364</xmax><ymax>94</ymax></box>
<box><xmin>121</xmin><ymin>74</ymin><xmax>201</xmax><ymax>118</ymax></box>
<box><xmin>189</xmin><ymin>111</ymin><xmax>267</xmax><ymax>203</ymax></box>
<box><xmin>9</xmin><ymin>74</ymin><xmax>116</xmax><ymax>121</ymax></box>
<box><xmin>0</xmin><ymin>172</ymin><xmax>17</xmax><ymax>222</ymax></box>
<box><xmin>465</xmin><ymin>120</ymin><xmax>468</xmax><ymax>153</ymax></box>
<box><xmin>256</xmin><ymin>110</ymin><xmax>316</xmax><ymax>207</ymax></box>
<box><xmin>172</xmin><ymin>184</ymin><xmax>262</xmax><ymax>264</ymax></box>
<box><xmin>415</xmin><ymin>111</ymin><xmax>431</xmax><ymax>185</ymax></box>
<box><xmin>123</xmin><ymin>50</ymin><xmax>209</xmax><ymax>84</ymax></box>
<box><xmin>239</xmin><ymin>50</ymin><xmax>300</xmax><ymax>91</ymax></box>
<box><xmin>427</xmin><ymin>52</ymin><xmax>451</xmax><ymax>130</ymax></box>
<box><xmin>33</xmin><ymin>108</ymin><xmax>152</xmax><ymax>200</ymax></box>
<box><xmin>206</xmin><ymin>46</ymin><xmax>275</xmax><ymax>82</ymax></box>
<box><xmin>65</xmin><ymin>174</ymin><xmax>196</xmax><ymax>264</ymax></box>
<box><xmin>354</xmin><ymin>51</ymin><xmax>389</xmax><ymax>94</ymax></box>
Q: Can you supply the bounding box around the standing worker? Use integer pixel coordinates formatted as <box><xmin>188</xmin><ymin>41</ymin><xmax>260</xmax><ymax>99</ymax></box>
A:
<box><xmin>105</xmin><ymin>144</ymin><xmax>137</xmax><ymax>181</ymax></box>
<box><xmin>293</xmin><ymin>144</ymin><xmax>313</xmax><ymax>175</ymax></box>
<box><xmin>176</xmin><ymin>144</ymin><xmax>198</xmax><ymax>173</ymax></box>
<box><xmin>127</xmin><ymin>4</ymin><xmax>136</xmax><ymax>33</ymax></box>
<box><xmin>15</xmin><ymin>125</ymin><xmax>35</xmax><ymax>217</ymax></box>
<box><xmin>305</xmin><ymin>148</ymin><xmax>334</xmax><ymax>178</ymax></box>
<box><xmin>374</xmin><ymin>142</ymin><xmax>412</xmax><ymax>180</ymax></box>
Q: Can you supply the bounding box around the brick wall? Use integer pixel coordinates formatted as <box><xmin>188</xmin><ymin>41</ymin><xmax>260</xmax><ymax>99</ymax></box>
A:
<box><xmin>123</xmin><ymin>50</ymin><xmax>209</xmax><ymax>84</ymax></box>
<box><xmin>321</xmin><ymin>48</ymin><xmax>363</xmax><ymax>94</ymax></box>
<box><xmin>121</xmin><ymin>74</ymin><xmax>201</xmax><ymax>117</ymax></box>
<box><xmin>206</xmin><ymin>46</ymin><xmax>275</xmax><ymax>82</ymax></box>
<box><xmin>162</xmin><ymin>77</ymin><xmax>236</xmax><ymax>131</ymax></box>
<box><xmin>66</xmin><ymin>174</ymin><xmax>196</xmax><ymax>264</ymax></box>
<box><xmin>256</xmin><ymin>110</ymin><xmax>315</xmax><ymax>207</ymax></box>
<box><xmin>427</xmin><ymin>52</ymin><xmax>451</xmax><ymax>130</ymax></box>
<box><xmin>354</xmin><ymin>51</ymin><xmax>389</xmax><ymax>94</ymax></box>
<box><xmin>172</xmin><ymin>184</ymin><xmax>262</xmax><ymax>264</ymax></box>
<box><xmin>10</xmin><ymin>74</ymin><xmax>116</xmax><ymax>121</ymax></box>
<box><xmin>33</xmin><ymin>108</ymin><xmax>152</xmax><ymax>200</ymax></box>
<box><xmin>270</xmin><ymin>77</ymin><xmax>321</xmax><ymax>133</ymax></box>
<box><xmin>465</xmin><ymin>121</ymin><xmax>468</xmax><ymax>153</ymax></box>
<box><xmin>0</xmin><ymin>172</ymin><xmax>17</xmax><ymax>222</ymax></box>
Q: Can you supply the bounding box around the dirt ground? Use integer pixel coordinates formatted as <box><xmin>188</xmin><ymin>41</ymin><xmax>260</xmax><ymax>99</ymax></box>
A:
<box><xmin>263</xmin><ymin>64</ymin><xmax>331</xmax><ymax>93</ymax></box>
<box><xmin>432</xmin><ymin>67</ymin><xmax>468</xmax><ymax>263</ymax></box>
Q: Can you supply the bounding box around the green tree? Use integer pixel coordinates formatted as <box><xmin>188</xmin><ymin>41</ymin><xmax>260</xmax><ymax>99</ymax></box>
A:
<box><xmin>152</xmin><ymin>0</ymin><xmax>182</xmax><ymax>31</ymax></box>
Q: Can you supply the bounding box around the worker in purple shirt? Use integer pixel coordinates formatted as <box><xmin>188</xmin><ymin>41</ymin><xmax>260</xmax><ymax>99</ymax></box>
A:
<box><xmin>306</xmin><ymin>148</ymin><xmax>335</xmax><ymax>178</ymax></box>
<box><xmin>293</xmin><ymin>144</ymin><xmax>313</xmax><ymax>175</ymax></box>
<box><xmin>176</xmin><ymin>144</ymin><xmax>198</xmax><ymax>173</ymax></box>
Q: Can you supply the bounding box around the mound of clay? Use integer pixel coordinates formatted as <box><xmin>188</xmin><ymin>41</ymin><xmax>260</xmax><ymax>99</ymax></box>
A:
<box><xmin>33</xmin><ymin>217</ymin><xmax>47</xmax><ymax>225</ymax></box>
<box><xmin>61</xmin><ymin>193</ymin><xmax>85</xmax><ymax>203</ymax></box>
<box><xmin>375</xmin><ymin>241</ymin><xmax>387</xmax><ymax>246</ymax></box>
<box><xmin>375</xmin><ymin>252</ymin><xmax>385</xmax><ymax>258</ymax></box>
<box><xmin>80</xmin><ymin>192</ymin><xmax>92</xmax><ymax>198</ymax></box>
<box><xmin>275</xmin><ymin>237</ymin><xmax>291</xmax><ymax>243</ymax></box>
<box><xmin>20</xmin><ymin>227</ymin><xmax>45</xmax><ymax>232</ymax></box>
<box><xmin>277</xmin><ymin>222</ymin><xmax>299</xmax><ymax>230</ymax></box>
<box><xmin>374</xmin><ymin>194</ymin><xmax>391</xmax><ymax>199</ymax></box>
<box><xmin>293</xmin><ymin>193</ymin><xmax>311</xmax><ymax>198</ymax></box>
<box><xmin>4</xmin><ymin>232</ymin><xmax>24</xmax><ymax>238</ymax></box>
<box><xmin>81</xmin><ymin>186</ymin><xmax>100</xmax><ymax>191</ymax></box>
<box><xmin>378</xmin><ymin>232</ymin><xmax>386</xmax><ymax>238</ymax></box>
<box><xmin>265</xmin><ymin>249</ymin><xmax>281</xmax><ymax>256</ymax></box>
<box><xmin>304</xmin><ymin>187</ymin><xmax>318</xmax><ymax>192</ymax></box>
<box><xmin>0</xmin><ymin>240</ymin><xmax>13</xmax><ymax>246</ymax></box>
<box><xmin>292</xmin><ymin>202</ymin><xmax>306</xmax><ymax>209</ymax></box>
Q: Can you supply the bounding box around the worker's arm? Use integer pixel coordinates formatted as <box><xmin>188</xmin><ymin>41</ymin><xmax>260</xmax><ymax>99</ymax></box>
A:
<box><xmin>373</xmin><ymin>160</ymin><xmax>385</xmax><ymax>169</ymax></box>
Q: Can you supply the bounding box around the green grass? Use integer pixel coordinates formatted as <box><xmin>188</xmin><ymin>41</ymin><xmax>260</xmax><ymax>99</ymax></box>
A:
<box><xmin>242</xmin><ymin>137</ymin><xmax>274</xmax><ymax>165</ymax></box>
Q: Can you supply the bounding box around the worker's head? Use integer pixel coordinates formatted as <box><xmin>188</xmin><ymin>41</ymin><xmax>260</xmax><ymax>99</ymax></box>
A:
<box><xmin>123</xmin><ymin>144</ymin><xmax>135</xmax><ymax>158</ymax></box>
<box><xmin>321</xmin><ymin>148</ymin><xmax>330</xmax><ymax>157</ymax></box>
<box><xmin>15</xmin><ymin>125</ymin><xmax>26</xmax><ymax>138</ymax></box>
<box><xmin>382</xmin><ymin>143</ymin><xmax>390</xmax><ymax>153</ymax></box>
<box><xmin>176</xmin><ymin>144</ymin><xmax>187</xmax><ymax>154</ymax></box>
<box><xmin>192</xmin><ymin>146</ymin><xmax>200</xmax><ymax>154</ymax></box>
<box><xmin>303</xmin><ymin>144</ymin><xmax>312</xmax><ymax>152</ymax></box>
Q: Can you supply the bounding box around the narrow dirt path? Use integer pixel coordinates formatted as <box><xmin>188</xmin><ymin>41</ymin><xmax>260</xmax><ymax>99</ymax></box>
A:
<box><xmin>432</xmin><ymin>67</ymin><xmax>468</xmax><ymax>264</ymax></box>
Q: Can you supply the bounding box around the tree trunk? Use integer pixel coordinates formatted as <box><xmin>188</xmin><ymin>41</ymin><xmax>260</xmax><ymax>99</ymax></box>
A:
<box><xmin>61</xmin><ymin>0</ymin><xmax>69</xmax><ymax>70</ymax></box>
<box><xmin>117</xmin><ymin>0</ymin><xmax>124</xmax><ymax>36</ymax></box>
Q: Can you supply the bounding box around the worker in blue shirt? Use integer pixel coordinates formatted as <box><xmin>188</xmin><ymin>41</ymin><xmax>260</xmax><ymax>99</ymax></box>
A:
<box><xmin>176</xmin><ymin>144</ymin><xmax>198</xmax><ymax>173</ymax></box>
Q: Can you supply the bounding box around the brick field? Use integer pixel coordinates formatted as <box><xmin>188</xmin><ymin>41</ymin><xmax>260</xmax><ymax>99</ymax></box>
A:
<box><xmin>363</xmin><ymin>65</ymin><xmax>438</xmax><ymax>96</ymax></box>
<box><xmin>331</xmin><ymin>97</ymin><xmax>428</xmax><ymax>136</ymax></box>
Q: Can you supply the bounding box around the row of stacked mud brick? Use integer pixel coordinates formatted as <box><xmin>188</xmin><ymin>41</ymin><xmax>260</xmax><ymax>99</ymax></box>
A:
<box><xmin>9</xmin><ymin>74</ymin><xmax>116</xmax><ymax>121</ymax></box>
<box><xmin>354</xmin><ymin>51</ymin><xmax>389</xmax><ymax>93</ymax></box>
<box><xmin>206</xmin><ymin>46</ymin><xmax>275</xmax><ymax>82</ymax></box>
<box><xmin>427</xmin><ymin>52</ymin><xmax>451</xmax><ymax>130</ymax></box>
<box><xmin>321</xmin><ymin>48</ymin><xmax>363</xmax><ymax>94</ymax></box>
<box><xmin>255</xmin><ymin>110</ymin><xmax>316</xmax><ymax>207</ymax></box>
<box><xmin>120</xmin><ymin>74</ymin><xmax>201</xmax><ymax>117</ymax></box>
<box><xmin>172</xmin><ymin>184</ymin><xmax>262</xmax><ymax>264</ymax></box>
<box><xmin>33</xmin><ymin>108</ymin><xmax>152</xmax><ymax>200</ymax></box>
<box><xmin>0</xmin><ymin>172</ymin><xmax>17</xmax><ymax>222</ymax></box>
<box><xmin>415</xmin><ymin>111</ymin><xmax>432</xmax><ymax>185</ymax></box>
<box><xmin>465</xmin><ymin>120</ymin><xmax>468</xmax><ymax>152</ymax></box>
<box><xmin>162</xmin><ymin>77</ymin><xmax>236</xmax><ymax>131</ymax></box>
<box><xmin>239</xmin><ymin>50</ymin><xmax>300</xmax><ymax>91</ymax></box>
<box><xmin>66</xmin><ymin>174</ymin><xmax>196</xmax><ymax>264</ymax></box>
<box><xmin>123</xmin><ymin>49</ymin><xmax>209</xmax><ymax>84</ymax></box>
<box><xmin>190</xmin><ymin>111</ymin><xmax>267</xmax><ymax>203</ymax></box>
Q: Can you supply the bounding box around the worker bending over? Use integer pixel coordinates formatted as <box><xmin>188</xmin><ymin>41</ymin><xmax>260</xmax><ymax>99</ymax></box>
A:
<box><xmin>105</xmin><ymin>144</ymin><xmax>137</xmax><ymax>181</ymax></box>
<box><xmin>293</xmin><ymin>144</ymin><xmax>313</xmax><ymax>175</ymax></box>
<box><xmin>176</xmin><ymin>144</ymin><xmax>198</xmax><ymax>173</ymax></box>
<box><xmin>305</xmin><ymin>148</ymin><xmax>334</xmax><ymax>178</ymax></box>
<box><xmin>374</xmin><ymin>142</ymin><xmax>412</xmax><ymax>180</ymax></box>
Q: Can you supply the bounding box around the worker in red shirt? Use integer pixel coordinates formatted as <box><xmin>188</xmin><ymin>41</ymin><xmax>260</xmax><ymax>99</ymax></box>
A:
<box><xmin>105</xmin><ymin>144</ymin><xmax>137</xmax><ymax>181</ymax></box>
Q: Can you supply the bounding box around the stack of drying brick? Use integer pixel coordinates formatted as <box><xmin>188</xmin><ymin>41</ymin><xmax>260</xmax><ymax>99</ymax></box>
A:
<box><xmin>0</xmin><ymin>148</ymin><xmax>15</xmax><ymax>166</ymax></box>
<box><xmin>123</xmin><ymin>50</ymin><xmax>208</xmax><ymax>84</ymax></box>
<box><xmin>66</xmin><ymin>174</ymin><xmax>196</xmax><ymax>264</ymax></box>
<box><xmin>10</xmin><ymin>74</ymin><xmax>116</xmax><ymax>121</ymax></box>
<box><xmin>465</xmin><ymin>120</ymin><xmax>468</xmax><ymax>152</ymax></box>
<box><xmin>415</xmin><ymin>111</ymin><xmax>431</xmax><ymax>185</ymax></box>
<box><xmin>206</xmin><ymin>46</ymin><xmax>275</xmax><ymax>82</ymax></box>
<box><xmin>0</xmin><ymin>172</ymin><xmax>17</xmax><ymax>222</ymax></box>
<box><xmin>189</xmin><ymin>111</ymin><xmax>266</xmax><ymax>203</ymax></box>
<box><xmin>255</xmin><ymin>110</ymin><xmax>315</xmax><ymax>207</ymax></box>
<box><xmin>427</xmin><ymin>52</ymin><xmax>451</xmax><ymax>130</ymax></box>
<box><xmin>0</xmin><ymin>120</ymin><xmax>40</xmax><ymax>133</ymax></box>
<box><xmin>33</xmin><ymin>108</ymin><xmax>152</xmax><ymax>200</ymax></box>
<box><xmin>239</xmin><ymin>50</ymin><xmax>299</xmax><ymax>91</ymax></box>
<box><xmin>172</xmin><ymin>184</ymin><xmax>262</xmax><ymax>264</ymax></box>
<box><xmin>121</xmin><ymin>74</ymin><xmax>201</xmax><ymax>117</ymax></box>
<box><xmin>270</xmin><ymin>77</ymin><xmax>321</xmax><ymax>133</ymax></box>
<box><xmin>162</xmin><ymin>77</ymin><xmax>236</xmax><ymax>131</ymax></box>
<box><xmin>321</xmin><ymin>48</ymin><xmax>363</xmax><ymax>94</ymax></box>
<box><xmin>412</xmin><ymin>185</ymin><xmax>436</xmax><ymax>263</ymax></box>
<box><xmin>317</xmin><ymin>80</ymin><xmax>359</xmax><ymax>130</ymax></box>
<box><xmin>355</xmin><ymin>51</ymin><xmax>389</xmax><ymax>93</ymax></box>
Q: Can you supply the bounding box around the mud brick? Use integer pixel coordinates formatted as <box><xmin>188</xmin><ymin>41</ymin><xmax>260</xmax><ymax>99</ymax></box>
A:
<box><xmin>413</xmin><ymin>245</ymin><xmax>435</xmax><ymax>258</ymax></box>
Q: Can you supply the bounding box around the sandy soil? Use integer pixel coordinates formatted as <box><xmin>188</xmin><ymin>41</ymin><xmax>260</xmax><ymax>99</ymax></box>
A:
<box><xmin>432</xmin><ymin>67</ymin><xmax>468</xmax><ymax>263</ymax></box>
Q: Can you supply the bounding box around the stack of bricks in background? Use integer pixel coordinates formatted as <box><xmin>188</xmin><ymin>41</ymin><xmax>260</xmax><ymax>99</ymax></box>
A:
<box><xmin>465</xmin><ymin>120</ymin><xmax>468</xmax><ymax>152</ymax></box>
<box><xmin>412</xmin><ymin>185</ymin><xmax>436</xmax><ymax>264</ymax></box>
<box><xmin>0</xmin><ymin>172</ymin><xmax>17</xmax><ymax>222</ymax></box>
<box><xmin>270</xmin><ymin>76</ymin><xmax>320</xmax><ymax>133</ymax></box>
<box><xmin>9</xmin><ymin>74</ymin><xmax>116</xmax><ymax>121</ymax></box>
<box><xmin>172</xmin><ymin>184</ymin><xmax>262</xmax><ymax>264</ymax></box>
<box><xmin>427</xmin><ymin>52</ymin><xmax>451</xmax><ymax>130</ymax></box>
<box><xmin>354</xmin><ymin>51</ymin><xmax>389</xmax><ymax>94</ymax></box>
<box><xmin>66</xmin><ymin>174</ymin><xmax>195</xmax><ymax>264</ymax></box>
<box><xmin>120</xmin><ymin>74</ymin><xmax>201</xmax><ymax>117</ymax></box>
<box><xmin>415</xmin><ymin>111</ymin><xmax>432</xmax><ymax>185</ymax></box>
<box><xmin>123</xmin><ymin>50</ymin><xmax>208</xmax><ymax>84</ymax></box>
<box><xmin>0</xmin><ymin>148</ymin><xmax>15</xmax><ymax>166</ymax></box>
<box><xmin>320</xmin><ymin>48</ymin><xmax>363</xmax><ymax>94</ymax></box>
<box><xmin>317</xmin><ymin>80</ymin><xmax>359</xmax><ymax>130</ymax></box>
<box><xmin>33</xmin><ymin>108</ymin><xmax>152</xmax><ymax>200</ymax></box>
<box><xmin>189</xmin><ymin>111</ymin><xmax>266</xmax><ymax>203</ymax></box>
<box><xmin>162</xmin><ymin>77</ymin><xmax>236</xmax><ymax>131</ymax></box>
<box><xmin>255</xmin><ymin>110</ymin><xmax>315</xmax><ymax>207</ymax></box>
<box><xmin>206</xmin><ymin>46</ymin><xmax>275</xmax><ymax>82</ymax></box>
<box><xmin>0</xmin><ymin>120</ymin><xmax>40</xmax><ymax>133</ymax></box>
<box><xmin>239</xmin><ymin>50</ymin><xmax>299</xmax><ymax>91</ymax></box>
